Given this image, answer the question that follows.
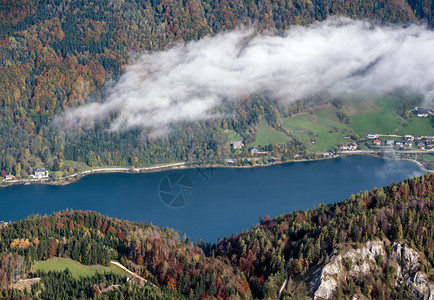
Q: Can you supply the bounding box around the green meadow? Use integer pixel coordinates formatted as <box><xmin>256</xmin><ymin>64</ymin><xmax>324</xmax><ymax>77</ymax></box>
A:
<box><xmin>280</xmin><ymin>105</ymin><xmax>353</xmax><ymax>152</ymax></box>
<box><xmin>249</xmin><ymin>117</ymin><xmax>290</xmax><ymax>147</ymax></box>
<box><xmin>251</xmin><ymin>97</ymin><xmax>433</xmax><ymax>152</ymax></box>
<box><xmin>32</xmin><ymin>258</ymin><xmax>129</xmax><ymax>279</ymax></box>
<box><xmin>348</xmin><ymin>97</ymin><xmax>432</xmax><ymax>136</ymax></box>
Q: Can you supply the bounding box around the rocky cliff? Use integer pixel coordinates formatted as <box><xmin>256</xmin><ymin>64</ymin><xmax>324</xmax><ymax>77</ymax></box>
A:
<box><xmin>313</xmin><ymin>240</ymin><xmax>434</xmax><ymax>300</ymax></box>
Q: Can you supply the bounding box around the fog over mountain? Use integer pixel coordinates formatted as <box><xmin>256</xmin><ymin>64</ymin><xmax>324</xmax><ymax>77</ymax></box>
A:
<box><xmin>59</xmin><ymin>18</ymin><xmax>434</xmax><ymax>134</ymax></box>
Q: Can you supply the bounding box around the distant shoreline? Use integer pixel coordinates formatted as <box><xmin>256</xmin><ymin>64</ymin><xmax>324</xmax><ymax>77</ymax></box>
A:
<box><xmin>1</xmin><ymin>151</ymin><xmax>431</xmax><ymax>188</ymax></box>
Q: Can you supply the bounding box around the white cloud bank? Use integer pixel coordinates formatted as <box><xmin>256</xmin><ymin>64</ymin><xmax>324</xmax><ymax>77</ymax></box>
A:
<box><xmin>59</xmin><ymin>18</ymin><xmax>434</xmax><ymax>133</ymax></box>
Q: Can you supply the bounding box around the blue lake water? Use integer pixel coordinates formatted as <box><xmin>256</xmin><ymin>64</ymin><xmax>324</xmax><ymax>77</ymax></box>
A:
<box><xmin>0</xmin><ymin>156</ymin><xmax>424</xmax><ymax>242</ymax></box>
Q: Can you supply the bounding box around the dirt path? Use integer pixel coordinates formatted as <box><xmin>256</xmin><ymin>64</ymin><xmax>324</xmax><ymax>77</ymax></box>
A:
<box><xmin>110</xmin><ymin>261</ymin><xmax>156</xmax><ymax>287</ymax></box>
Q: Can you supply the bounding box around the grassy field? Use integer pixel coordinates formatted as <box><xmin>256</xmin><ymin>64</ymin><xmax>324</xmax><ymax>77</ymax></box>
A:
<box><xmin>32</xmin><ymin>258</ymin><xmax>129</xmax><ymax>279</ymax></box>
<box><xmin>349</xmin><ymin>99</ymin><xmax>404</xmax><ymax>135</ymax></box>
<box><xmin>278</xmin><ymin>98</ymin><xmax>432</xmax><ymax>152</ymax></box>
<box><xmin>249</xmin><ymin>117</ymin><xmax>290</xmax><ymax>147</ymax></box>
<box><xmin>246</xmin><ymin>97</ymin><xmax>431</xmax><ymax>153</ymax></box>
<box><xmin>395</xmin><ymin>117</ymin><xmax>434</xmax><ymax>136</ymax></box>
<box><xmin>281</xmin><ymin>105</ymin><xmax>352</xmax><ymax>152</ymax></box>
<box><xmin>347</xmin><ymin>97</ymin><xmax>433</xmax><ymax>136</ymax></box>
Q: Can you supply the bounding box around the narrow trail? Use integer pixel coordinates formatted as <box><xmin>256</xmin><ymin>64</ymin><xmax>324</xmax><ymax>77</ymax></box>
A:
<box><xmin>110</xmin><ymin>261</ymin><xmax>157</xmax><ymax>287</ymax></box>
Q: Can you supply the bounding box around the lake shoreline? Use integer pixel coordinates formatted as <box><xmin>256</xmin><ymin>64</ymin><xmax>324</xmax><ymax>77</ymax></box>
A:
<box><xmin>1</xmin><ymin>152</ymin><xmax>431</xmax><ymax>188</ymax></box>
<box><xmin>0</xmin><ymin>155</ymin><xmax>425</xmax><ymax>242</ymax></box>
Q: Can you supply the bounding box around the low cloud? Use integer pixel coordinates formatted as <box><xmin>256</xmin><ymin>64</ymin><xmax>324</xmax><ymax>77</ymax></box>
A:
<box><xmin>59</xmin><ymin>18</ymin><xmax>434</xmax><ymax>133</ymax></box>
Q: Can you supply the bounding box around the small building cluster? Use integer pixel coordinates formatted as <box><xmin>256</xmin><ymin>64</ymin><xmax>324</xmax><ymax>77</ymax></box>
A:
<box><xmin>374</xmin><ymin>135</ymin><xmax>434</xmax><ymax>149</ymax></box>
<box><xmin>340</xmin><ymin>142</ymin><xmax>358</xmax><ymax>150</ymax></box>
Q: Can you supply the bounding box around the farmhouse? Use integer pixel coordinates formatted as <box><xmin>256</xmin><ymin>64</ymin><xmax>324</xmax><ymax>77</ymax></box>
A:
<box><xmin>32</xmin><ymin>168</ymin><xmax>49</xmax><ymax>179</ymax></box>
<box><xmin>230</xmin><ymin>141</ymin><xmax>244</xmax><ymax>150</ymax></box>
<box><xmin>416</xmin><ymin>108</ymin><xmax>429</xmax><ymax>117</ymax></box>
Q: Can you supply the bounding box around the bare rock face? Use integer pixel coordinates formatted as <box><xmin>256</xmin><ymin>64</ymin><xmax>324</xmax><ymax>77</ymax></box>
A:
<box><xmin>393</xmin><ymin>242</ymin><xmax>420</xmax><ymax>273</ymax></box>
<box><xmin>411</xmin><ymin>272</ymin><xmax>434</xmax><ymax>300</ymax></box>
<box><xmin>314</xmin><ymin>241</ymin><xmax>383</xmax><ymax>299</ymax></box>
<box><xmin>392</xmin><ymin>243</ymin><xmax>434</xmax><ymax>300</ymax></box>
<box><xmin>312</xmin><ymin>240</ymin><xmax>433</xmax><ymax>300</ymax></box>
<box><xmin>314</xmin><ymin>256</ymin><xmax>344</xmax><ymax>299</ymax></box>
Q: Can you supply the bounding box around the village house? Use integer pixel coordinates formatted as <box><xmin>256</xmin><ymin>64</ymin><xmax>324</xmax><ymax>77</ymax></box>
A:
<box><xmin>386</xmin><ymin>140</ymin><xmax>394</xmax><ymax>147</ymax></box>
<box><xmin>366</xmin><ymin>133</ymin><xmax>379</xmax><ymax>139</ymax></box>
<box><xmin>427</xmin><ymin>141</ymin><xmax>434</xmax><ymax>148</ymax></box>
<box><xmin>373</xmin><ymin>139</ymin><xmax>381</xmax><ymax>147</ymax></box>
<box><xmin>4</xmin><ymin>174</ymin><xmax>15</xmax><ymax>181</ymax></box>
<box><xmin>404</xmin><ymin>135</ymin><xmax>414</xmax><ymax>141</ymax></box>
<box><xmin>404</xmin><ymin>141</ymin><xmax>413</xmax><ymax>149</ymax></box>
<box><xmin>32</xmin><ymin>168</ymin><xmax>49</xmax><ymax>179</ymax></box>
<box><xmin>349</xmin><ymin>142</ymin><xmax>358</xmax><ymax>150</ymax></box>
<box><xmin>340</xmin><ymin>143</ymin><xmax>357</xmax><ymax>150</ymax></box>
<box><xmin>395</xmin><ymin>141</ymin><xmax>404</xmax><ymax>148</ymax></box>
<box><xmin>416</xmin><ymin>108</ymin><xmax>429</xmax><ymax>117</ymax></box>
<box><xmin>230</xmin><ymin>141</ymin><xmax>244</xmax><ymax>150</ymax></box>
<box><xmin>414</xmin><ymin>135</ymin><xmax>422</xmax><ymax>140</ymax></box>
<box><xmin>249</xmin><ymin>147</ymin><xmax>259</xmax><ymax>155</ymax></box>
<box><xmin>417</xmin><ymin>141</ymin><xmax>425</xmax><ymax>149</ymax></box>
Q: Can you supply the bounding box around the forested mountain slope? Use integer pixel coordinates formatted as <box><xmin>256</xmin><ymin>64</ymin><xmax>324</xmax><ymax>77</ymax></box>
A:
<box><xmin>0</xmin><ymin>0</ymin><xmax>432</xmax><ymax>177</ymax></box>
<box><xmin>0</xmin><ymin>174</ymin><xmax>432</xmax><ymax>299</ymax></box>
